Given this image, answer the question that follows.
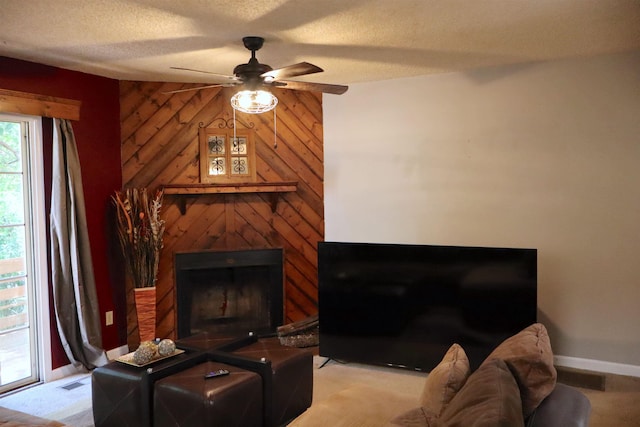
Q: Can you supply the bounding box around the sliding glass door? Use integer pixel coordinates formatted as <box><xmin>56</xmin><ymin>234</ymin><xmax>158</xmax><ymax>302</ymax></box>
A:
<box><xmin>0</xmin><ymin>114</ymin><xmax>46</xmax><ymax>394</ymax></box>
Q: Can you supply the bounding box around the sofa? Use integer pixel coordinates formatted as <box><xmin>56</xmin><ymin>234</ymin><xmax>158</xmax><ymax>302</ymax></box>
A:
<box><xmin>289</xmin><ymin>323</ymin><xmax>591</xmax><ymax>427</ymax></box>
<box><xmin>0</xmin><ymin>406</ymin><xmax>67</xmax><ymax>426</ymax></box>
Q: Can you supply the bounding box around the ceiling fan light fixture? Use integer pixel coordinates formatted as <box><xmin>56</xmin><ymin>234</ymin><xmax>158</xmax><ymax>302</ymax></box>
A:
<box><xmin>230</xmin><ymin>89</ymin><xmax>278</xmax><ymax>114</ymax></box>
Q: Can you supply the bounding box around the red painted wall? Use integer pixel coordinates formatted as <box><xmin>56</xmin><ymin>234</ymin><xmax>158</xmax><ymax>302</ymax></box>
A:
<box><xmin>0</xmin><ymin>57</ymin><xmax>124</xmax><ymax>368</ymax></box>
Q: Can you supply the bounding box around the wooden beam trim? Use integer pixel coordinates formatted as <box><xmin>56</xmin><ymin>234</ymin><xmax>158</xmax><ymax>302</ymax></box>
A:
<box><xmin>0</xmin><ymin>88</ymin><xmax>81</xmax><ymax>121</ymax></box>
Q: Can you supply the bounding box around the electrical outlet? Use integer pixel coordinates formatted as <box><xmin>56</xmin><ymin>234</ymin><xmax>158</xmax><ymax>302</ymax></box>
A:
<box><xmin>105</xmin><ymin>311</ymin><xmax>113</xmax><ymax>326</ymax></box>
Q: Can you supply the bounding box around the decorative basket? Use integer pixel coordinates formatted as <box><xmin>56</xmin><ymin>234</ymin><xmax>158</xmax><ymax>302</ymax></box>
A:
<box><xmin>277</xmin><ymin>315</ymin><xmax>319</xmax><ymax>348</ymax></box>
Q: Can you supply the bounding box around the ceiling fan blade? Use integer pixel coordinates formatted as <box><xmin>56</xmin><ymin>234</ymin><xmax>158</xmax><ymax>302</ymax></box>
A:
<box><xmin>261</xmin><ymin>62</ymin><xmax>323</xmax><ymax>81</ymax></box>
<box><xmin>162</xmin><ymin>84</ymin><xmax>232</xmax><ymax>94</ymax></box>
<box><xmin>276</xmin><ymin>80</ymin><xmax>348</xmax><ymax>95</ymax></box>
<box><xmin>170</xmin><ymin>66</ymin><xmax>240</xmax><ymax>82</ymax></box>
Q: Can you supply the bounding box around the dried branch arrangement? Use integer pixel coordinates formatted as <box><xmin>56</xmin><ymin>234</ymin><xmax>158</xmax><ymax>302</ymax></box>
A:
<box><xmin>113</xmin><ymin>188</ymin><xmax>165</xmax><ymax>288</ymax></box>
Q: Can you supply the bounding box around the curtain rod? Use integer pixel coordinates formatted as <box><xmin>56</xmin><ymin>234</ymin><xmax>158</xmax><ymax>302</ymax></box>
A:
<box><xmin>0</xmin><ymin>88</ymin><xmax>81</xmax><ymax>121</ymax></box>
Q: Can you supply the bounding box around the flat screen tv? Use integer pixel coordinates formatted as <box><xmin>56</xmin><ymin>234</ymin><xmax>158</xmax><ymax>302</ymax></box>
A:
<box><xmin>318</xmin><ymin>242</ymin><xmax>537</xmax><ymax>371</ymax></box>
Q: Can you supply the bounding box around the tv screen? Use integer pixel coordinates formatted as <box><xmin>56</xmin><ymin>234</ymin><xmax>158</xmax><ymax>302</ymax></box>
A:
<box><xmin>318</xmin><ymin>242</ymin><xmax>537</xmax><ymax>371</ymax></box>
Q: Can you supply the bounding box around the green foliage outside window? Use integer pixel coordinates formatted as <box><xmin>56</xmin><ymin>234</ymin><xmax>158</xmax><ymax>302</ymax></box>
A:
<box><xmin>1</xmin><ymin>120</ymin><xmax>27</xmax><ymax>289</ymax></box>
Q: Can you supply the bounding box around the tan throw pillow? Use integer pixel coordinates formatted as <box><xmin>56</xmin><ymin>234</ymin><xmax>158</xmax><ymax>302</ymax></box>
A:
<box><xmin>439</xmin><ymin>358</ymin><xmax>525</xmax><ymax>427</ymax></box>
<box><xmin>420</xmin><ymin>343</ymin><xmax>471</xmax><ymax>416</ymax></box>
<box><xmin>482</xmin><ymin>323</ymin><xmax>557</xmax><ymax>418</ymax></box>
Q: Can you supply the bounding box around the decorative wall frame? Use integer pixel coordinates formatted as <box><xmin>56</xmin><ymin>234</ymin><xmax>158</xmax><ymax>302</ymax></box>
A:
<box><xmin>199</xmin><ymin>121</ymin><xmax>256</xmax><ymax>183</ymax></box>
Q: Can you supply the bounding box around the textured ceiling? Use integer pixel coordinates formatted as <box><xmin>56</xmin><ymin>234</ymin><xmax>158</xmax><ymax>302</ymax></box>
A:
<box><xmin>1</xmin><ymin>0</ymin><xmax>639</xmax><ymax>86</ymax></box>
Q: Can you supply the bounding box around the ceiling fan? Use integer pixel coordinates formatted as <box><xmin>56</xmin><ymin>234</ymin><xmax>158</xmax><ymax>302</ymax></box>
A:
<box><xmin>165</xmin><ymin>36</ymin><xmax>349</xmax><ymax>96</ymax></box>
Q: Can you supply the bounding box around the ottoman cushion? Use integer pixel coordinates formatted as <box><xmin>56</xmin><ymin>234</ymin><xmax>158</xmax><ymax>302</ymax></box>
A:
<box><xmin>154</xmin><ymin>361</ymin><xmax>263</xmax><ymax>427</ymax></box>
<box><xmin>231</xmin><ymin>337</ymin><xmax>313</xmax><ymax>426</ymax></box>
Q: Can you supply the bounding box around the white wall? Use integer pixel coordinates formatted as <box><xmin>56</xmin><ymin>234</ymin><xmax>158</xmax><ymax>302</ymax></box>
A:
<box><xmin>324</xmin><ymin>51</ymin><xmax>640</xmax><ymax>371</ymax></box>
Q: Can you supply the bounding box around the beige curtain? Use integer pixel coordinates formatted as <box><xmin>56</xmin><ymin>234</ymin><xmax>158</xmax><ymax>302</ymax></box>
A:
<box><xmin>50</xmin><ymin>118</ymin><xmax>107</xmax><ymax>369</ymax></box>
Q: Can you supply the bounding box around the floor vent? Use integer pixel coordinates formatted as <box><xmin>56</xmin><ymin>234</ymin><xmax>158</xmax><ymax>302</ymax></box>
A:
<box><xmin>60</xmin><ymin>381</ymin><xmax>85</xmax><ymax>391</ymax></box>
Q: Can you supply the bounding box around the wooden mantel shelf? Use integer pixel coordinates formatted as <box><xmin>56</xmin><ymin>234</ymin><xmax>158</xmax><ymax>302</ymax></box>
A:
<box><xmin>163</xmin><ymin>181</ymin><xmax>298</xmax><ymax>214</ymax></box>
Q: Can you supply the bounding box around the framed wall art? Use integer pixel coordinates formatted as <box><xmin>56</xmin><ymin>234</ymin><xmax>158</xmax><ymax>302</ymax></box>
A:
<box><xmin>199</xmin><ymin>126</ymin><xmax>256</xmax><ymax>183</ymax></box>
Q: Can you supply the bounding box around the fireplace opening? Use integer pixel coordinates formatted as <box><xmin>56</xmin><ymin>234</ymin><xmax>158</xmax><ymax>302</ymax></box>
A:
<box><xmin>175</xmin><ymin>248</ymin><xmax>284</xmax><ymax>339</ymax></box>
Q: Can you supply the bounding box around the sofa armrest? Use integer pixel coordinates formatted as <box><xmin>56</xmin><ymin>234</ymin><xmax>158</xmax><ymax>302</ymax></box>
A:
<box><xmin>0</xmin><ymin>406</ymin><xmax>67</xmax><ymax>426</ymax></box>
<box><xmin>526</xmin><ymin>383</ymin><xmax>591</xmax><ymax>427</ymax></box>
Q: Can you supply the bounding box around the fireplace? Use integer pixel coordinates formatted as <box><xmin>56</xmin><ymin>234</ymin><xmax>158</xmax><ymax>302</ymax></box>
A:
<box><xmin>175</xmin><ymin>248</ymin><xmax>284</xmax><ymax>339</ymax></box>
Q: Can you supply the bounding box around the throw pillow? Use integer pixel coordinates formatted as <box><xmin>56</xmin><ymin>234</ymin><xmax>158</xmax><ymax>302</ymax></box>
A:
<box><xmin>481</xmin><ymin>323</ymin><xmax>557</xmax><ymax>418</ymax></box>
<box><xmin>439</xmin><ymin>358</ymin><xmax>525</xmax><ymax>427</ymax></box>
<box><xmin>420</xmin><ymin>343</ymin><xmax>471</xmax><ymax>416</ymax></box>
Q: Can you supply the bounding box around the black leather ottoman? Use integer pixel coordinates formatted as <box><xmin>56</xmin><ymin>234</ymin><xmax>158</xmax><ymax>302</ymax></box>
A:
<box><xmin>91</xmin><ymin>350</ymin><xmax>203</xmax><ymax>427</ymax></box>
<box><xmin>230</xmin><ymin>337</ymin><xmax>313</xmax><ymax>426</ymax></box>
<box><xmin>154</xmin><ymin>360</ymin><xmax>263</xmax><ymax>427</ymax></box>
<box><xmin>175</xmin><ymin>332</ymin><xmax>240</xmax><ymax>352</ymax></box>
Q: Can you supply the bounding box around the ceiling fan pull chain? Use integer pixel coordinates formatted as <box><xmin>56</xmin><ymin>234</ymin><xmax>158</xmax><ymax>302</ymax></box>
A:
<box><xmin>273</xmin><ymin>107</ymin><xmax>277</xmax><ymax>149</ymax></box>
<box><xmin>233</xmin><ymin>107</ymin><xmax>237</xmax><ymax>143</ymax></box>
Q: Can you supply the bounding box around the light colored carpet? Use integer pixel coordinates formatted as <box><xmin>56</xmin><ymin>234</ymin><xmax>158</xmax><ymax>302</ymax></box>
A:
<box><xmin>0</xmin><ymin>357</ymin><xmax>638</xmax><ymax>427</ymax></box>
<box><xmin>298</xmin><ymin>357</ymin><xmax>640</xmax><ymax>427</ymax></box>
<box><xmin>579</xmin><ymin>389</ymin><xmax>640</xmax><ymax>427</ymax></box>
<box><xmin>58</xmin><ymin>408</ymin><xmax>95</xmax><ymax>427</ymax></box>
<box><xmin>310</xmin><ymin>356</ymin><xmax>427</xmax><ymax>404</ymax></box>
<box><xmin>0</xmin><ymin>373</ymin><xmax>92</xmax><ymax>426</ymax></box>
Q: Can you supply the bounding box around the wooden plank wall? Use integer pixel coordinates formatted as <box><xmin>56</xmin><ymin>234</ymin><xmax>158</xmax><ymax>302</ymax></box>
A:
<box><xmin>119</xmin><ymin>81</ymin><xmax>323</xmax><ymax>347</ymax></box>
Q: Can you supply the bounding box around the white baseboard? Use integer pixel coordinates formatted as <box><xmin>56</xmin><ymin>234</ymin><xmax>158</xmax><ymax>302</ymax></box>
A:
<box><xmin>554</xmin><ymin>354</ymin><xmax>640</xmax><ymax>378</ymax></box>
<box><xmin>47</xmin><ymin>345</ymin><xmax>130</xmax><ymax>382</ymax></box>
<box><xmin>106</xmin><ymin>345</ymin><xmax>130</xmax><ymax>360</ymax></box>
<box><xmin>49</xmin><ymin>363</ymin><xmax>85</xmax><ymax>382</ymax></box>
